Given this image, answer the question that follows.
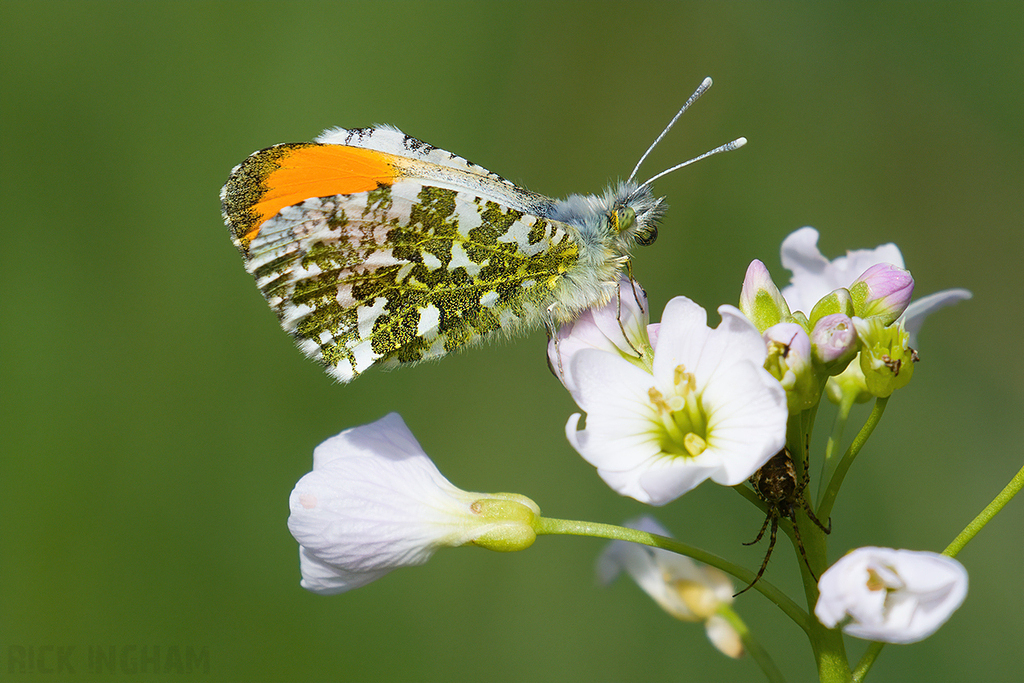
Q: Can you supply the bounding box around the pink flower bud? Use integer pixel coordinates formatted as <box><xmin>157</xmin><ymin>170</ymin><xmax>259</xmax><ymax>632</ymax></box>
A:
<box><xmin>850</xmin><ymin>263</ymin><xmax>914</xmax><ymax>324</ymax></box>
<box><xmin>811</xmin><ymin>313</ymin><xmax>858</xmax><ymax>371</ymax></box>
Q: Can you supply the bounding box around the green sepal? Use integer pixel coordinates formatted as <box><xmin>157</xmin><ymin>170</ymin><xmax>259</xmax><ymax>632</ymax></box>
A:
<box><xmin>469</xmin><ymin>494</ymin><xmax>540</xmax><ymax>552</ymax></box>
<box><xmin>809</xmin><ymin>288</ymin><xmax>855</xmax><ymax>328</ymax></box>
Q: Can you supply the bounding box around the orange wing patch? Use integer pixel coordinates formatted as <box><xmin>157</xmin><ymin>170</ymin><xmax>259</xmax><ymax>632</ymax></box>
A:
<box><xmin>222</xmin><ymin>143</ymin><xmax>399</xmax><ymax>251</ymax></box>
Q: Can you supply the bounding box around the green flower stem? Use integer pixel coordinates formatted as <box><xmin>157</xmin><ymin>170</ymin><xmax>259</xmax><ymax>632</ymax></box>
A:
<box><xmin>733</xmin><ymin>481</ymin><xmax>765</xmax><ymax>511</ymax></box>
<box><xmin>794</xmin><ymin>509</ymin><xmax>851</xmax><ymax>683</ymax></box>
<box><xmin>819</xmin><ymin>390</ymin><xmax>856</xmax><ymax>505</ymax></box>
<box><xmin>818</xmin><ymin>397</ymin><xmax>888</xmax><ymax>521</ymax></box>
<box><xmin>852</xmin><ymin>643</ymin><xmax>883</xmax><ymax>683</ymax></box>
<box><xmin>943</xmin><ymin>461</ymin><xmax>1024</xmax><ymax>557</ymax></box>
<box><xmin>851</xmin><ymin>461</ymin><xmax>1024</xmax><ymax>683</ymax></box>
<box><xmin>534</xmin><ymin>517</ymin><xmax>811</xmax><ymax>633</ymax></box>
<box><xmin>784</xmin><ymin>422</ymin><xmax>851</xmax><ymax>683</ymax></box>
<box><xmin>716</xmin><ymin>604</ymin><xmax>786</xmax><ymax>683</ymax></box>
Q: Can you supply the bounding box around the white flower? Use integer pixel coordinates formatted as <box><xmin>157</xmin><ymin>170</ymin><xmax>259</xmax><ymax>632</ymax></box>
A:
<box><xmin>779</xmin><ymin>227</ymin><xmax>971</xmax><ymax>344</ymax></box>
<box><xmin>548</xmin><ymin>277</ymin><xmax>653</xmax><ymax>396</ymax></box>
<box><xmin>815</xmin><ymin>547</ymin><xmax>968</xmax><ymax>644</ymax></box>
<box><xmin>598</xmin><ymin>517</ymin><xmax>742</xmax><ymax>658</ymax></box>
<box><xmin>564</xmin><ymin>296</ymin><xmax>788</xmax><ymax>505</ymax></box>
<box><xmin>288</xmin><ymin>413</ymin><xmax>538</xmax><ymax>595</ymax></box>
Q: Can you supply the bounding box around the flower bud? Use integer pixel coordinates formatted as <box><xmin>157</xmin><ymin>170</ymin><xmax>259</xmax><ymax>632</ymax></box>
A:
<box><xmin>811</xmin><ymin>313</ymin><xmax>858</xmax><ymax>373</ymax></box>
<box><xmin>763</xmin><ymin>323</ymin><xmax>818</xmax><ymax>412</ymax></box>
<box><xmin>739</xmin><ymin>260</ymin><xmax>791</xmax><ymax>333</ymax></box>
<box><xmin>853</xmin><ymin>317</ymin><xmax>917</xmax><ymax>397</ymax></box>
<box><xmin>849</xmin><ymin>263</ymin><xmax>914</xmax><ymax>325</ymax></box>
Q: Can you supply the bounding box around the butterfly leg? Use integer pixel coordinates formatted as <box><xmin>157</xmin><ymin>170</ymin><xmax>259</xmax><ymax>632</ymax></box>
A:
<box><xmin>545</xmin><ymin>321</ymin><xmax>567</xmax><ymax>383</ymax></box>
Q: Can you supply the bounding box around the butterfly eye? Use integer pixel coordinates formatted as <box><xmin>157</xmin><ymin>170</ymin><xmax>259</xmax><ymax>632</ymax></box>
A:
<box><xmin>635</xmin><ymin>224</ymin><xmax>658</xmax><ymax>246</ymax></box>
<box><xmin>610</xmin><ymin>206</ymin><xmax>636</xmax><ymax>235</ymax></box>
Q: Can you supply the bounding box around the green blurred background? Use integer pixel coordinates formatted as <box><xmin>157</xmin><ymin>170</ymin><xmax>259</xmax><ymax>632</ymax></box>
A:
<box><xmin>2</xmin><ymin>2</ymin><xmax>1021</xmax><ymax>681</ymax></box>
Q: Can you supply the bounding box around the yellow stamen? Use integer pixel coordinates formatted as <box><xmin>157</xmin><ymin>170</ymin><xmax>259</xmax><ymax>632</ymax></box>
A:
<box><xmin>674</xmin><ymin>364</ymin><xmax>696</xmax><ymax>393</ymax></box>
<box><xmin>649</xmin><ymin>387</ymin><xmax>671</xmax><ymax>413</ymax></box>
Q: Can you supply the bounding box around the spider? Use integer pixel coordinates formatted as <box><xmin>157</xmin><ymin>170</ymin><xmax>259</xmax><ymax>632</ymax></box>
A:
<box><xmin>734</xmin><ymin>447</ymin><xmax>832</xmax><ymax>597</ymax></box>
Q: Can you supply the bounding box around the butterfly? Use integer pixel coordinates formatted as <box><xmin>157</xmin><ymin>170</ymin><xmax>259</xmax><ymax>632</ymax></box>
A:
<box><xmin>220</xmin><ymin>77</ymin><xmax>744</xmax><ymax>382</ymax></box>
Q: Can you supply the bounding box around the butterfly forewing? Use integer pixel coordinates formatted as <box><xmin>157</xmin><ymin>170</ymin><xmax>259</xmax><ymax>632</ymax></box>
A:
<box><xmin>228</xmin><ymin>149</ymin><xmax>586</xmax><ymax>382</ymax></box>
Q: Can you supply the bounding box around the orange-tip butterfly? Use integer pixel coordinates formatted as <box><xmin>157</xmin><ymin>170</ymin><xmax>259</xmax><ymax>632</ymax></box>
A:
<box><xmin>221</xmin><ymin>77</ymin><xmax>744</xmax><ymax>382</ymax></box>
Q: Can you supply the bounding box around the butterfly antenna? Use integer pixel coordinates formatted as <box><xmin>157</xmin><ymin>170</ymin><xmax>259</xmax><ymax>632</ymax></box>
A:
<box><xmin>638</xmin><ymin>136</ymin><xmax>747</xmax><ymax>190</ymax></box>
<box><xmin>627</xmin><ymin>76</ymin><xmax>714</xmax><ymax>183</ymax></box>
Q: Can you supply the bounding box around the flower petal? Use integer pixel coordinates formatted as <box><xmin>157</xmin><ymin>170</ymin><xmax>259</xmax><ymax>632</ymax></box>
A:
<box><xmin>700</xmin><ymin>360</ymin><xmax>788</xmax><ymax>484</ymax></box>
<box><xmin>288</xmin><ymin>414</ymin><xmax>487</xmax><ymax>594</ymax></box>
<box><xmin>651</xmin><ymin>297</ymin><xmax>712</xmax><ymax>382</ymax></box>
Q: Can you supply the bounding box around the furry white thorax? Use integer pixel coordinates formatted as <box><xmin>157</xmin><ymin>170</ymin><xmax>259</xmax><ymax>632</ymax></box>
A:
<box><xmin>541</xmin><ymin>181</ymin><xmax>665</xmax><ymax>322</ymax></box>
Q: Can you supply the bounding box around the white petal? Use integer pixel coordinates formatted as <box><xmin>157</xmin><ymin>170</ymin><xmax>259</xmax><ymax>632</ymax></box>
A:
<box><xmin>296</xmin><ymin>545</ymin><xmax>393</xmax><ymax>595</ymax></box>
<box><xmin>839</xmin><ymin>243</ymin><xmax>905</xmax><ymax>278</ymax></box>
<box><xmin>694</xmin><ymin>306</ymin><xmax>770</xmax><ymax>387</ymax></box>
<box><xmin>288</xmin><ymin>414</ymin><xmax>480</xmax><ymax>594</ymax></box>
<box><xmin>651</xmin><ymin>297</ymin><xmax>711</xmax><ymax>381</ymax></box>
<box><xmin>596</xmin><ymin>516</ymin><xmax>702</xmax><ymax>619</ymax></box>
<box><xmin>701</xmin><ymin>362</ymin><xmax>788</xmax><ymax>485</ymax></box>
<box><xmin>780</xmin><ymin>227</ymin><xmax>906</xmax><ymax>314</ymax></box>
<box><xmin>780</xmin><ymin>227</ymin><xmax>831</xmax><ymax>313</ymax></box>
<box><xmin>548</xmin><ymin>278</ymin><xmax>651</xmax><ymax>394</ymax></box>
<box><xmin>635</xmin><ymin>458</ymin><xmax>721</xmax><ymax>505</ymax></box>
<box><xmin>569</xmin><ymin>348</ymin><xmax>655</xmax><ymax>415</ymax></box>
<box><xmin>311</xmin><ymin>412</ymin><xmax>423</xmax><ymax>469</ymax></box>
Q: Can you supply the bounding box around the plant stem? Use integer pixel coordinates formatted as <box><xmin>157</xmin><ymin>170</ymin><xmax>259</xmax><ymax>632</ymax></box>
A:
<box><xmin>798</xmin><ymin>523</ymin><xmax>851</xmax><ymax>682</ymax></box>
<box><xmin>818</xmin><ymin>397</ymin><xmax>888</xmax><ymax>521</ymax></box>
<box><xmin>852</xmin><ymin>643</ymin><xmax>884</xmax><ymax>683</ymax></box>
<box><xmin>819</xmin><ymin>390</ymin><xmax>855</xmax><ymax>505</ymax></box>
<box><xmin>534</xmin><ymin>517</ymin><xmax>811</xmax><ymax>633</ymax></box>
<box><xmin>785</xmin><ymin>428</ymin><xmax>852</xmax><ymax>683</ymax></box>
<box><xmin>943</xmin><ymin>462</ymin><xmax>1024</xmax><ymax>557</ymax></box>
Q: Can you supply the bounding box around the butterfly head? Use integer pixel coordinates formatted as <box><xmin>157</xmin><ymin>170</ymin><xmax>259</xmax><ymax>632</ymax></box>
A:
<box><xmin>611</xmin><ymin>181</ymin><xmax>666</xmax><ymax>247</ymax></box>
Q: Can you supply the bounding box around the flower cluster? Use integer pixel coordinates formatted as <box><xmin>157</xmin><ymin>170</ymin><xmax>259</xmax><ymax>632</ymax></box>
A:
<box><xmin>741</xmin><ymin>227</ymin><xmax>971</xmax><ymax>408</ymax></box>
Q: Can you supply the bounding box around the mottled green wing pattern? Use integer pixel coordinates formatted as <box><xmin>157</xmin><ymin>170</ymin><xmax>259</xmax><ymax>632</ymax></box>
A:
<box><xmin>243</xmin><ymin>181</ymin><xmax>583</xmax><ymax>381</ymax></box>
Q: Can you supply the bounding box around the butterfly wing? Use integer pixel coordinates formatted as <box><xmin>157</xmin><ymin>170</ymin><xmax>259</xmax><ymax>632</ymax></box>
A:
<box><xmin>221</xmin><ymin>131</ymin><xmax>596</xmax><ymax>382</ymax></box>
